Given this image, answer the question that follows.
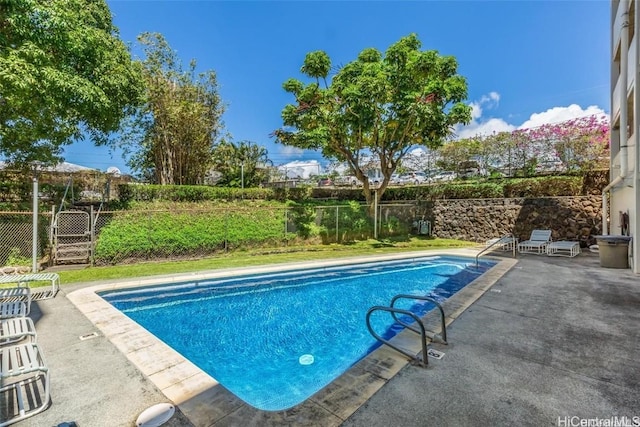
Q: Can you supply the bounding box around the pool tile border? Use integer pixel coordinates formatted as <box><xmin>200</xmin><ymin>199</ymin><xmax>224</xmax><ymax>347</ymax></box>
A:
<box><xmin>67</xmin><ymin>249</ymin><xmax>516</xmax><ymax>426</ymax></box>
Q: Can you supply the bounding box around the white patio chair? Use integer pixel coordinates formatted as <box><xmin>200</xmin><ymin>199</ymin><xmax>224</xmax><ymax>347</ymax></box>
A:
<box><xmin>546</xmin><ymin>241</ymin><xmax>581</xmax><ymax>257</ymax></box>
<box><xmin>0</xmin><ymin>317</ymin><xmax>37</xmax><ymax>346</ymax></box>
<box><xmin>0</xmin><ymin>273</ymin><xmax>59</xmax><ymax>300</ymax></box>
<box><xmin>485</xmin><ymin>235</ymin><xmax>518</xmax><ymax>251</ymax></box>
<box><xmin>0</xmin><ymin>342</ymin><xmax>50</xmax><ymax>426</ymax></box>
<box><xmin>0</xmin><ymin>286</ymin><xmax>31</xmax><ymax>315</ymax></box>
<box><xmin>517</xmin><ymin>229</ymin><xmax>552</xmax><ymax>255</ymax></box>
<box><xmin>0</xmin><ymin>301</ymin><xmax>28</xmax><ymax>319</ymax></box>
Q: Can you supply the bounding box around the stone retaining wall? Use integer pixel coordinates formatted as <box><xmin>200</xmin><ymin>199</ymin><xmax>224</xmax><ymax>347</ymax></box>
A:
<box><xmin>426</xmin><ymin>196</ymin><xmax>602</xmax><ymax>244</ymax></box>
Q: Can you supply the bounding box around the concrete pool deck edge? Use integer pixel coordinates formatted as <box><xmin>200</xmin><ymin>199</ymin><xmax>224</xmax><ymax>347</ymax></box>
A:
<box><xmin>67</xmin><ymin>249</ymin><xmax>516</xmax><ymax>426</ymax></box>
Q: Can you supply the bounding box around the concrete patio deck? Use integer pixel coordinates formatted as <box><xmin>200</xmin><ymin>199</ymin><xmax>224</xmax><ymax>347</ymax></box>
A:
<box><xmin>10</xmin><ymin>249</ymin><xmax>640</xmax><ymax>426</ymax></box>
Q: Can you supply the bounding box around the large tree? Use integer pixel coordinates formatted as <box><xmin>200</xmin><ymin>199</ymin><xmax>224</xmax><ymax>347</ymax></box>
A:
<box><xmin>210</xmin><ymin>140</ymin><xmax>272</xmax><ymax>187</ymax></box>
<box><xmin>273</xmin><ymin>34</ymin><xmax>472</xmax><ymax>206</ymax></box>
<box><xmin>0</xmin><ymin>0</ymin><xmax>143</xmax><ymax>166</ymax></box>
<box><xmin>120</xmin><ymin>32</ymin><xmax>225</xmax><ymax>185</ymax></box>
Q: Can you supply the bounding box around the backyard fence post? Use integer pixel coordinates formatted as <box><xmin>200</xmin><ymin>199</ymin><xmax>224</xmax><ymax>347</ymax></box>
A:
<box><xmin>49</xmin><ymin>205</ymin><xmax>55</xmax><ymax>258</ymax></box>
<box><xmin>284</xmin><ymin>208</ymin><xmax>288</xmax><ymax>246</ymax></box>
<box><xmin>90</xmin><ymin>205</ymin><xmax>95</xmax><ymax>267</ymax></box>
<box><xmin>374</xmin><ymin>191</ymin><xmax>378</xmax><ymax>240</ymax></box>
<box><xmin>31</xmin><ymin>168</ymin><xmax>39</xmax><ymax>272</ymax></box>
<box><xmin>224</xmin><ymin>209</ymin><xmax>228</xmax><ymax>253</ymax></box>
<box><xmin>378</xmin><ymin>202</ymin><xmax>381</xmax><ymax>239</ymax></box>
<box><xmin>336</xmin><ymin>206</ymin><xmax>339</xmax><ymax>243</ymax></box>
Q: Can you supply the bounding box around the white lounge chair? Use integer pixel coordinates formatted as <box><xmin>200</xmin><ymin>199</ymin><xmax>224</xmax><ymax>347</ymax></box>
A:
<box><xmin>0</xmin><ymin>273</ymin><xmax>59</xmax><ymax>301</ymax></box>
<box><xmin>0</xmin><ymin>343</ymin><xmax>50</xmax><ymax>426</ymax></box>
<box><xmin>518</xmin><ymin>229</ymin><xmax>552</xmax><ymax>255</ymax></box>
<box><xmin>0</xmin><ymin>287</ymin><xmax>31</xmax><ymax>315</ymax></box>
<box><xmin>546</xmin><ymin>241</ymin><xmax>581</xmax><ymax>257</ymax></box>
<box><xmin>0</xmin><ymin>301</ymin><xmax>28</xmax><ymax>319</ymax></box>
<box><xmin>0</xmin><ymin>317</ymin><xmax>37</xmax><ymax>346</ymax></box>
<box><xmin>485</xmin><ymin>235</ymin><xmax>518</xmax><ymax>251</ymax></box>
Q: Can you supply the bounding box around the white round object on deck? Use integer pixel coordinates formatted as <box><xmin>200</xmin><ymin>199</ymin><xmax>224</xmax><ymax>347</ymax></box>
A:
<box><xmin>136</xmin><ymin>403</ymin><xmax>175</xmax><ymax>427</ymax></box>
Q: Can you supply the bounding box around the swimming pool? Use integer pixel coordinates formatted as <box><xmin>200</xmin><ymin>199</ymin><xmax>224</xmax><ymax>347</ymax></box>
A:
<box><xmin>99</xmin><ymin>255</ymin><xmax>495</xmax><ymax>411</ymax></box>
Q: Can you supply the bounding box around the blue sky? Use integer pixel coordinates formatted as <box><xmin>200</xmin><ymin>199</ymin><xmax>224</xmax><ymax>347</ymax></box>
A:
<box><xmin>62</xmin><ymin>0</ymin><xmax>610</xmax><ymax>175</ymax></box>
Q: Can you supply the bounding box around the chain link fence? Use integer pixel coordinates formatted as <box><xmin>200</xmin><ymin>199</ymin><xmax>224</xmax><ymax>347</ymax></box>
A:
<box><xmin>312</xmin><ymin>203</ymin><xmax>422</xmax><ymax>244</ymax></box>
<box><xmin>0</xmin><ymin>210</ymin><xmax>53</xmax><ymax>269</ymax></box>
<box><xmin>0</xmin><ymin>203</ymin><xmax>425</xmax><ymax>268</ymax></box>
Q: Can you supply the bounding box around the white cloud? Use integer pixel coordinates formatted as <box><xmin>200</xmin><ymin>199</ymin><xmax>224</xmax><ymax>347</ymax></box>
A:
<box><xmin>456</xmin><ymin>93</ymin><xmax>608</xmax><ymax>139</ymax></box>
<box><xmin>279</xmin><ymin>146</ymin><xmax>304</xmax><ymax>157</ymax></box>
<box><xmin>485</xmin><ymin>91</ymin><xmax>500</xmax><ymax>103</ymax></box>
<box><xmin>457</xmin><ymin>118</ymin><xmax>516</xmax><ymax>139</ymax></box>
<box><xmin>468</xmin><ymin>91</ymin><xmax>501</xmax><ymax>120</ymax></box>
<box><xmin>456</xmin><ymin>92</ymin><xmax>511</xmax><ymax>138</ymax></box>
<box><xmin>470</xmin><ymin>103</ymin><xmax>483</xmax><ymax>120</ymax></box>
<box><xmin>517</xmin><ymin>104</ymin><xmax>607</xmax><ymax>130</ymax></box>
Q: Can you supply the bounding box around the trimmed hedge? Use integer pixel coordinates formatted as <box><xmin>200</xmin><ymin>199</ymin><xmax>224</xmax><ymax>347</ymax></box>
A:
<box><xmin>117</xmin><ymin>184</ymin><xmax>275</xmax><ymax>204</ymax></box>
<box><xmin>114</xmin><ymin>170</ymin><xmax>608</xmax><ymax>205</ymax></box>
<box><xmin>380</xmin><ymin>172</ymin><xmax>604</xmax><ymax>200</ymax></box>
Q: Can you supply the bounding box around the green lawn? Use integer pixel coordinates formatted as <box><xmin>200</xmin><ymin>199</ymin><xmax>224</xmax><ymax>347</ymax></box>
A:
<box><xmin>56</xmin><ymin>237</ymin><xmax>475</xmax><ymax>285</ymax></box>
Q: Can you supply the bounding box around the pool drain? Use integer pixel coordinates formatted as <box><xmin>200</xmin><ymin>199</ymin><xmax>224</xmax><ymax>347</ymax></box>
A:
<box><xmin>78</xmin><ymin>332</ymin><xmax>99</xmax><ymax>341</ymax></box>
<box><xmin>299</xmin><ymin>354</ymin><xmax>314</xmax><ymax>365</ymax></box>
<box><xmin>427</xmin><ymin>349</ymin><xmax>445</xmax><ymax>359</ymax></box>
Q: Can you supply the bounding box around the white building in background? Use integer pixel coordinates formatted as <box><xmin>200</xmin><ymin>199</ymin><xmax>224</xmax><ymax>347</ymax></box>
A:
<box><xmin>278</xmin><ymin>160</ymin><xmax>322</xmax><ymax>180</ymax></box>
<box><xmin>609</xmin><ymin>0</ymin><xmax>639</xmax><ymax>272</ymax></box>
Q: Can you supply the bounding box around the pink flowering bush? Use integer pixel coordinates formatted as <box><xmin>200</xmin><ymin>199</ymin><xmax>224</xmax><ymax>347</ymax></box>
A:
<box><xmin>524</xmin><ymin>115</ymin><xmax>609</xmax><ymax>171</ymax></box>
<box><xmin>439</xmin><ymin>114</ymin><xmax>609</xmax><ymax>177</ymax></box>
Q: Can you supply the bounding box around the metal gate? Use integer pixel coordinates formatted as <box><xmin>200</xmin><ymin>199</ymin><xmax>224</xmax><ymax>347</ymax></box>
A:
<box><xmin>52</xmin><ymin>210</ymin><xmax>91</xmax><ymax>264</ymax></box>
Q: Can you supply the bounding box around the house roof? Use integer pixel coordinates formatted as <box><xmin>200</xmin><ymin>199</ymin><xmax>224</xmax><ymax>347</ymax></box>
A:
<box><xmin>0</xmin><ymin>161</ymin><xmax>98</xmax><ymax>173</ymax></box>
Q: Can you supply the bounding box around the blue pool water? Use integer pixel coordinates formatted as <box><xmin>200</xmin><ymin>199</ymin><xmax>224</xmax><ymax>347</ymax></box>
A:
<box><xmin>100</xmin><ymin>255</ymin><xmax>495</xmax><ymax>411</ymax></box>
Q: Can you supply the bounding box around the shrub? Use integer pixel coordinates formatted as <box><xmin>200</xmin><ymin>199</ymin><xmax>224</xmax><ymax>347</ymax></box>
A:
<box><xmin>271</xmin><ymin>187</ymin><xmax>314</xmax><ymax>202</ymax></box>
<box><xmin>503</xmin><ymin>176</ymin><xmax>582</xmax><ymax>197</ymax></box>
<box><xmin>380</xmin><ymin>216</ymin><xmax>408</xmax><ymax>237</ymax></box>
<box><xmin>117</xmin><ymin>184</ymin><xmax>275</xmax><ymax>204</ymax></box>
<box><xmin>4</xmin><ymin>247</ymin><xmax>30</xmax><ymax>266</ymax></box>
<box><xmin>286</xmin><ymin>201</ymin><xmax>318</xmax><ymax>239</ymax></box>
<box><xmin>0</xmin><ymin>179</ymin><xmax>77</xmax><ymax>210</ymax></box>
<box><xmin>92</xmin><ymin>173</ymin><xmax>604</xmax><ymax>264</ymax></box>
<box><xmin>315</xmin><ymin>201</ymin><xmax>373</xmax><ymax>243</ymax></box>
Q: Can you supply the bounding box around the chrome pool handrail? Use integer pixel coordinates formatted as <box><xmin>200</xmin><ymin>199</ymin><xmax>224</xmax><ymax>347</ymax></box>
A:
<box><xmin>390</xmin><ymin>294</ymin><xmax>447</xmax><ymax>344</ymax></box>
<box><xmin>366</xmin><ymin>306</ymin><xmax>429</xmax><ymax>367</ymax></box>
<box><xmin>476</xmin><ymin>234</ymin><xmax>516</xmax><ymax>266</ymax></box>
